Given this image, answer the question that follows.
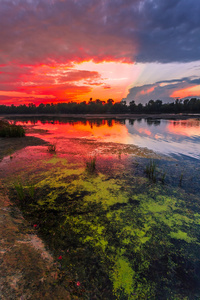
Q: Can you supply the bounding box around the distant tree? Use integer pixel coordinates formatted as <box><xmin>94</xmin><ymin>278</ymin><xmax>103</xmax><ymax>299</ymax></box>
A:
<box><xmin>129</xmin><ymin>100</ymin><xmax>136</xmax><ymax>113</ymax></box>
<box><xmin>107</xmin><ymin>99</ymin><xmax>114</xmax><ymax>105</ymax></box>
<box><xmin>137</xmin><ymin>103</ymin><xmax>144</xmax><ymax>112</ymax></box>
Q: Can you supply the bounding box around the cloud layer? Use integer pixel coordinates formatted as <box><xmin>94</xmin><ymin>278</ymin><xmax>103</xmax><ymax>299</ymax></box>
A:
<box><xmin>1</xmin><ymin>0</ymin><xmax>200</xmax><ymax>65</ymax></box>
<box><xmin>123</xmin><ymin>77</ymin><xmax>200</xmax><ymax>104</ymax></box>
<box><xmin>1</xmin><ymin>0</ymin><xmax>200</xmax><ymax>105</ymax></box>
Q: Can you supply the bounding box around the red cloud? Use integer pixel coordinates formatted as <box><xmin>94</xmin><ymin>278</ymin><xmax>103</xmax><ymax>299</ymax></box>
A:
<box><xmin>0</xmin><ymin>64</ymin><xmax>103</xmax><ymax>104</ymax></box>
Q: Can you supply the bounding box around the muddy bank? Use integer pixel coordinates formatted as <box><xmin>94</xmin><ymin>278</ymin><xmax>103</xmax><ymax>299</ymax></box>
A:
<box><xmin>0</xmin><ymin>136</ymin><xmax>47</xmax><ymax>161</ymax></box>
<box><xmin>0</xmin><ymin>132</ymin><xmax>71</xmax><ymax>299</ymax></box>
<box><xmin>0</xmin><ymin>182</ymin><xmax>71</xmax><ymax>300</ymax></box>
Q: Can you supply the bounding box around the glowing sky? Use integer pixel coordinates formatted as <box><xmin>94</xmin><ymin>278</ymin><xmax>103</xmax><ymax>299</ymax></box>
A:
<box><xmin>1</xmin><ymin>0</ymin><xmax>200</xmax><ymax>105</ymax></box>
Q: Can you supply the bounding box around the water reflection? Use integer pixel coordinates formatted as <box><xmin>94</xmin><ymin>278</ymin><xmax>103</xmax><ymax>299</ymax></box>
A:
<box><xmin>15</xmin><ymin>117</ymin><xmax>200</xmax><ymax>159</ymax></box>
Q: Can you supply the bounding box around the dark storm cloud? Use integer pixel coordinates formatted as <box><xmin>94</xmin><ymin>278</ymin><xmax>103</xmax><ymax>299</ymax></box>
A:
<box><xmin>123</xmin><ymin>77</ymin><xmax>200</xmax><ymax>104</ymax></box>
<box><xmin>0</xmin><ymin>0</ymin><xmax>200</xmax><ymax>65</ymax></box>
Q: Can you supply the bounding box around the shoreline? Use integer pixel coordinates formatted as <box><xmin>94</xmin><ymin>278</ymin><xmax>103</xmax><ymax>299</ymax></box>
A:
<box><xmin>1</xmin><ymin>113</ymin><xmax>200</xmax><ymax>119</ymax></box>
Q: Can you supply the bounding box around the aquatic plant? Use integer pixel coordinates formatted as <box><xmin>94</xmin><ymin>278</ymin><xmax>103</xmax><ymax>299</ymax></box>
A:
<box><xmin>179</xmin><ymin>173</ymin><xmax>183</xmax><ymax>187</ymax></box>
<box><xmin>9</xmin><ymin>159</ymin><xmax>200</xmax><ymax>299</ymax></box>
<box><xmin>0</xmin><ymin>119</ymin><xmax>25</xmax><ymax>137</ymax></box>
<box><xmin>85</xmin><ymin>157</ymin><xmax>96</xmax><ymax>174</ymax></box>
<box><xmin>145</xmin><ymin>159</ymin><xmax>157</xmax><ymax>182</ymax></box>
<box><xmin>161</xmin><ymin>172</ymin><xmax>166</xmax><ymax>184</ymax></box>
<box><xmin>14</xmin><ymin>181</ymin><xmax>25</xmax><ymax>202</ymax></box>
<box><xmin>27</xmin><ymin>181</ymin><xmax>35</xmax><ymax>199</ymax></box>
<box><xmin>47</xmin><ymin>143</ymin><xmax>56</xmax><ymax>152</ymax></box>
<box><xmin>14</xmin><ymin>180</ymin><xmax>35</xmax><ymax>208</ymax></box>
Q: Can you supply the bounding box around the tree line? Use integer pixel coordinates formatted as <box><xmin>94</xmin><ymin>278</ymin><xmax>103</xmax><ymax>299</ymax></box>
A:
<box><xmin>0</xmin><ymin>98</ymin><xmax>200</xmax><ymax>114</ymax></box>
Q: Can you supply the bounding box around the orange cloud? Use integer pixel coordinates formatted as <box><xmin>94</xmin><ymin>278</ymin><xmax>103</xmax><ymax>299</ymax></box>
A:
<box><xmin>140</xmin><ymin>86</ymin><xmax>156</xmax><ymax>95</ymax></box>
<box><xmin>0</xmin><ymin>60</ymin><xmax>139</xmax><ymax>105</ymax></box>
<box><xmin>171</xmin><ymin>85</ymin><xmax>200</xmax><ymax>98</ymax></box>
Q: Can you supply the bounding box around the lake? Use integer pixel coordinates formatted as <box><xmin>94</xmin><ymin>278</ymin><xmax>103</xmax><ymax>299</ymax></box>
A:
<box><xmin>14</xmin><ymin>117</ymin><xmax>200</xmax><ymax>159</ymax></box>
<box><xmin>1</xmin><ymin>116</ymin><xmax>200</xmax><ymax>299</ymax></box>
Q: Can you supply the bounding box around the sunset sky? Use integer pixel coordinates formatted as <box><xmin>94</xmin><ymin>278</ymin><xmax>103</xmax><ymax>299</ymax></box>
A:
<box><xmin>1</xmin><ymin>0</ymin><xmax>200</xmax><ymax>106</ymax></box>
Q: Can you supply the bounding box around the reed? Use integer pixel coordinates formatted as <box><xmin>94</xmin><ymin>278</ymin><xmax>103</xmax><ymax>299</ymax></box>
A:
<box><xmin>161</xmin><ymin>172</ymin><xmax>166</xmax><ymax>184</ymax></box>
<box><xmin>85</xmin><ymin>157</ymin><xmax>96</xmax><ymax>174</ymax></box>
<box><xmin>145</xmin><ymin>159</ymin><xmax>157</xmax><ymax>182</ymax></box>
<box><xmin>0</xmin><ymin>120</ymin><xmax>25</xmax><ymax>137</ymax></box>
<box><xmin>179</xmin><ymin>173</ymin><xmax>183</xmax><ymax>187</ymax></box>
<box><xmin>14</xmin><ymin>181</ymin><xmax>25</xmax><ymax>202</ymax></box>
<box><xmin>47</xmin><ymin>143</ymin><xmax>56</xmax><ymax>152</ymax></box>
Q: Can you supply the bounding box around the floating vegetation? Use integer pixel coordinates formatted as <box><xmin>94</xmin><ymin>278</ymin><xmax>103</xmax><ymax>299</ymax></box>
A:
<box><xmin>0</xmin><ymin>119</ymin><xmax>25</xmax><ymax>137</ymax></box>
<box><xmin>9</xmin><ymin>162</ymin><xmax>200</xmax><ymax>299</ymax></box>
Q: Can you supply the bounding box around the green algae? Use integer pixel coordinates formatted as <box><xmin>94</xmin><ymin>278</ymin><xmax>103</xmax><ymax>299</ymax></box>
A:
<box><xmin>170</xmin><ymin>230</ymin><xmax>196</xmax><ymax>243</ymax></box>
<box><xmin>9</xmin><ymin>158</ymin><xmax>200</xmax><ymax>299</ymax></box>
<box><xmin>112</xmin><ymin>256</ymin><xmax>135</xmax><ymax>296</ymax></box>
<box><xmin>45</xmin><ymin>156</ymin><xmax>62</xmax><ymax>165</ymax></box>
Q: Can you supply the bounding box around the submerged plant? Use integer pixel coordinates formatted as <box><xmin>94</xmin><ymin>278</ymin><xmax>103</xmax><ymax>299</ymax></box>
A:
<box><xmin>85</xmin><ymin>157</ymin><xmax>96</xmax><ymax>174</ymax></box>
<box><xmin>145</xmin><ymin>159</ymin><xmax>157</xmax><ymax>182</ymax></box>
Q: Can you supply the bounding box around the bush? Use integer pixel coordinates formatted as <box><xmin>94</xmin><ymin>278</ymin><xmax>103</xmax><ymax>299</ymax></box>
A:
<box><xmin>0</xmin><ymin>120</ymin><xmax>25</xmax><ymax>137</ymax></box>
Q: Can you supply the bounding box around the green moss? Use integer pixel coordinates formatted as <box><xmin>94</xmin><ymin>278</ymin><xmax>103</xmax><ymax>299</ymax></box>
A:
<box><xmin>170</xmin><ymin>230</ymin><xmax>196</xmax><ymax>243</ymax></box>
<box><xmin>112</xmin><ymin>256</ymin><xmax>135</xmax><ymax>297</ymax></box>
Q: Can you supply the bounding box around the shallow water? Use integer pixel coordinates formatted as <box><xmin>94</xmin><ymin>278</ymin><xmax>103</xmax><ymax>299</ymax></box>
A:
<box><xmin>1</xmin><ymin>116</ymin><xmax>200</xmax><ymax>299</ymax></box>
<box><xmin>14</xmin><ymin>117</ymin><xmax>200</xmax><ymax>159</ymax></box>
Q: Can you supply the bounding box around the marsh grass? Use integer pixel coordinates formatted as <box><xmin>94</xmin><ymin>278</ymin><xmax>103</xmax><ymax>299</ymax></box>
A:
<box><xmin>27</xmin><ymin>181</ymin><xmax>35</xmax><ymax>199</ymax></box>
<box><xmin>0</xmin><ymin>119</ymin><xmax>25</xmax><ymax>137</ymax></box>
<box><xmin>14</xmin><ymin>181</ymin><xmax>25</xmax><ymax>202</ymax></box>
<box><xmin>145</xmin><ymin>159</ymin><xmax>157</xmax><ymax>182</ymax></box>
<box><xmin>47</xmin><ymin>143</ymin><xmax>56</xmax><ymax>152</ymax></box>
<box><xmin>85</xmin><ymin>157</ymin><xmax>96</xmax><ymax>174</ymax></box>
<box><xmin>161</xmin><ymin>172</ymin><xmax>166</xmax><ymax>184</ymax></box>
<box><xmin>14</xmin><ymin>180</ymin><xmax>35</xmax><ymax>208</ymax></box>
<box><xmin>179</xmin><ymin>173</ymin><xmax>183</xmax><ymax>187</ymax></box>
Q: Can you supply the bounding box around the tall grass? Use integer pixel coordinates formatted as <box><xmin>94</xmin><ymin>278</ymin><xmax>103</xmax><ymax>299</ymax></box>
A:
<box><xmin>145</xmin><ymin>159</ymin><xmax>157</xmax><ymax>182</ymax></box>
<box><xmin>47</xmin><ymin>143</ymin><xmax>56</xmax><ymax>152</ymax></box>
<box><xmin>161</xmin><ymin>172</ymin><xmax>166</xmax><ymax>184</ymax></box>
<box><xmin>0</xmin><ymin>120</ymin><xmax>25</xmax><ymax>137</ymax></box>
<box><xmin>14</xmin><ymin>180</ymin><xmax>35</xmax><ymax>209</ymax></box>
<box><xmin>85</xmin><ymin>157</ymin><xmax>96</xmax><ymax>174</ymax></box>
<box><xmin>179</xmin><ymin>173</ymin><xmax>183</xmax><ymax>187</ymax></box>
<box><xmin>14</xmin><ymin>181</ymin><xmax>25</xmax><ymax>202</ymax></box>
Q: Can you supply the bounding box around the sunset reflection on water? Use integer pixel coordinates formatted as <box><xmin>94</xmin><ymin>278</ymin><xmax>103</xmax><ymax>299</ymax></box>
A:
<box><xmin>168</xmin><ymin>119</ymin><xmax>200</xmax><ymax>137</ymax></box>
<box><xmin>16</xmin><ymin>117</ymin><xmax>200</xmax><ymax>159</ymax></box>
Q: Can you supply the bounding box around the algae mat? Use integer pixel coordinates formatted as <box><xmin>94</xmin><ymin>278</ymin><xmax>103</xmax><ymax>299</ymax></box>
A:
<box><xmin>4</xmin><ymin>152</ymin><xmax>200</xmax><ymax>300</ymax></box>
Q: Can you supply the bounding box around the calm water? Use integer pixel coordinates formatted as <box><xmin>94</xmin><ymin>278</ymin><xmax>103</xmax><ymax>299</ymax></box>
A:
<box><xmin>16</xmin><ymin>117</ymin><xmax>200</xmax><ymax>159</ymax></box>
<box><xmin>2</xmin><ymin>116</ymin><xmax>200</xmax><ymax>299</ymax></box>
